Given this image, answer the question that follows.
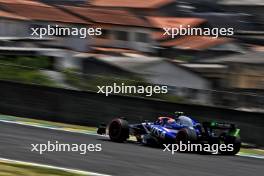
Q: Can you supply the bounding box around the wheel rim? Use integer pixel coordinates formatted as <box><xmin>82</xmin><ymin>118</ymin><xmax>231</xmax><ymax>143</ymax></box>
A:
<box><xmin>109</xmin><ymin>121</ymin><xmax>121</xmax><ymax>138</ymax></box>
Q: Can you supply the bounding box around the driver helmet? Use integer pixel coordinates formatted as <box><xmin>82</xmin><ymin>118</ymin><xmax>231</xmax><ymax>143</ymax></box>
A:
<box><xmin>178</xmin><ymin>116</ymin><xmax>193</xmax><ymax>127</ymax></box>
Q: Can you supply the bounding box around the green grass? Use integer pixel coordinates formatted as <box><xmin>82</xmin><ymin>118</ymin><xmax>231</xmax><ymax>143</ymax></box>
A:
<box><xmin>0</xmin><ymin>56</ymin><xmax>52</xmax><ymax>69</ymax></box>
<box><xmin>0</xmin><ymin>161</ymin><xmax>87</xmax><ymax>176</ymax></box>
<box><xmin>173</xmin><ymin>55</ymin><xmax>194</xmax><ymax>62</ymax></box>
<box><xmin>63</xmin><ymin>69</ymin><xmax>147</xmax><ymax>93</ymax></box>
<box><xmin>0</xmin><ymin>114</ymin><xmax>97</xmax><ymax>133</ymax></box>
<box><xmin>240</xmin><ymin>148</ymin><xmax>264</xmax><ymax>156</ymax></box>
<box><xmin>0</xmin><ymin>56</ymin><xmax>56</xmax><ymax>87</ymax></box>
<box><xmin>0</xmin><ymin>65</ymin><xmax>56</xmax><ymax>86</ymax></box>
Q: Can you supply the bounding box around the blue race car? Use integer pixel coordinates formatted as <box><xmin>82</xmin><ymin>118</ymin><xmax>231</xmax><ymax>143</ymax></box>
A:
<box><xmin>97</xmin><ymin>112</ymin><xmax>241</xmax><ymax>155</ymax></box>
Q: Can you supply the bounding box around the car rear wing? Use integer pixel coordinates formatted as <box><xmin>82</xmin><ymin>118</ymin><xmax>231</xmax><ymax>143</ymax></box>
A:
<box><xmin>202</xmin><ymin>122</ymin><xmax>236</xmax><ymax>130</ymax></box>
<box><xmin>202</xmin><ymin>121</ymin><xmax>240</xmax><ymax>137</ymax></box>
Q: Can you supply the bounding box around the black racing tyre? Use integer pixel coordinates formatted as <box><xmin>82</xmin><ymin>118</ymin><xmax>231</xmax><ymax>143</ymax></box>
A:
<box><xmin>108</xmin><ymin>118</ymin><xmax>129</xmax><ymax>142</ymax></box>
<box><xmin>220</xmin><ymin>136</ymin><xmax>241</xmax><ymax>155</ymax></box>
<box><xmin>175</xmin><ymin>128</ymin><xmax>197</xmax><ymax>144</ymax></box>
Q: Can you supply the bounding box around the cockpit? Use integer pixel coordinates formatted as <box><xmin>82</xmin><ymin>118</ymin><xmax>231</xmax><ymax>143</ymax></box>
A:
<box><xmin>164</xmin><ymin>116</ymin><xmax>194</xmax><ymax>129</ymax></box>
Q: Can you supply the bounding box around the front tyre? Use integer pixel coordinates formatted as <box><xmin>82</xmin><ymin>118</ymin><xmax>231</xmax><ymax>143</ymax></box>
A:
<box><xmin>108</xmin><ymin>118</ymin><xmax>129</xmax><ymax>142</ymax></box>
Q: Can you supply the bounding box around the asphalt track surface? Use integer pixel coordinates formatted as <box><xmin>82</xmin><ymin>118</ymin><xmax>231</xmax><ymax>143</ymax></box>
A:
<box><xmin>0</xmin><ymin>121</ymin><xmax>263</xmax><ymax>176</ymax></box>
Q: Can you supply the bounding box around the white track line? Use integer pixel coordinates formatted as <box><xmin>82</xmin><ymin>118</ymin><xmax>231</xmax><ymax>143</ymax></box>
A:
<box><xmin>0</xmin><ymin>119</ymin><xmax>103</xmax><ymax>136</ymax></box>
<box><xmin>0</xmin><ymin>157</ymin><xmax>111</xmax><ymax>176</ymax></box>
<box><xmin>237</xmin><ymin>153</ymin><xmax>264</xmax><ymax>159</ymax></box>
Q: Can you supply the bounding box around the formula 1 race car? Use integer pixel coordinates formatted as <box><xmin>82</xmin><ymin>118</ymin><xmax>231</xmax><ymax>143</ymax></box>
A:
<box><xmin>97</xmin><ymin>112</ymin><xmax>241</xmax><ymax>155</ymax></box>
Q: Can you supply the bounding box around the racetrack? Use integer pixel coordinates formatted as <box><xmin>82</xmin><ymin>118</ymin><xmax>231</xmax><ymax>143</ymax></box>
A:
<box><xmin>0</xmin><ymin>121</ymin><xmax>263</xmax><ymax>176</ymax></box>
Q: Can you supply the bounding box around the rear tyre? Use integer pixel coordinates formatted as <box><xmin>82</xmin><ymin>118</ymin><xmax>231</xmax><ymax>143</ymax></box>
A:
<box><xmin>175</xmin><ymin>128</ymin><xmax>197</xmax><ymax>144</ymax></box>
<box><xmin>108</xmin><ymin>118</ymin><xmax>129</xmax><ymax>142</ymax></box>
<box><xmin>220</xmin><ymin>136</ymin><xmax>241</xmax><ymax>155</ymax></box>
